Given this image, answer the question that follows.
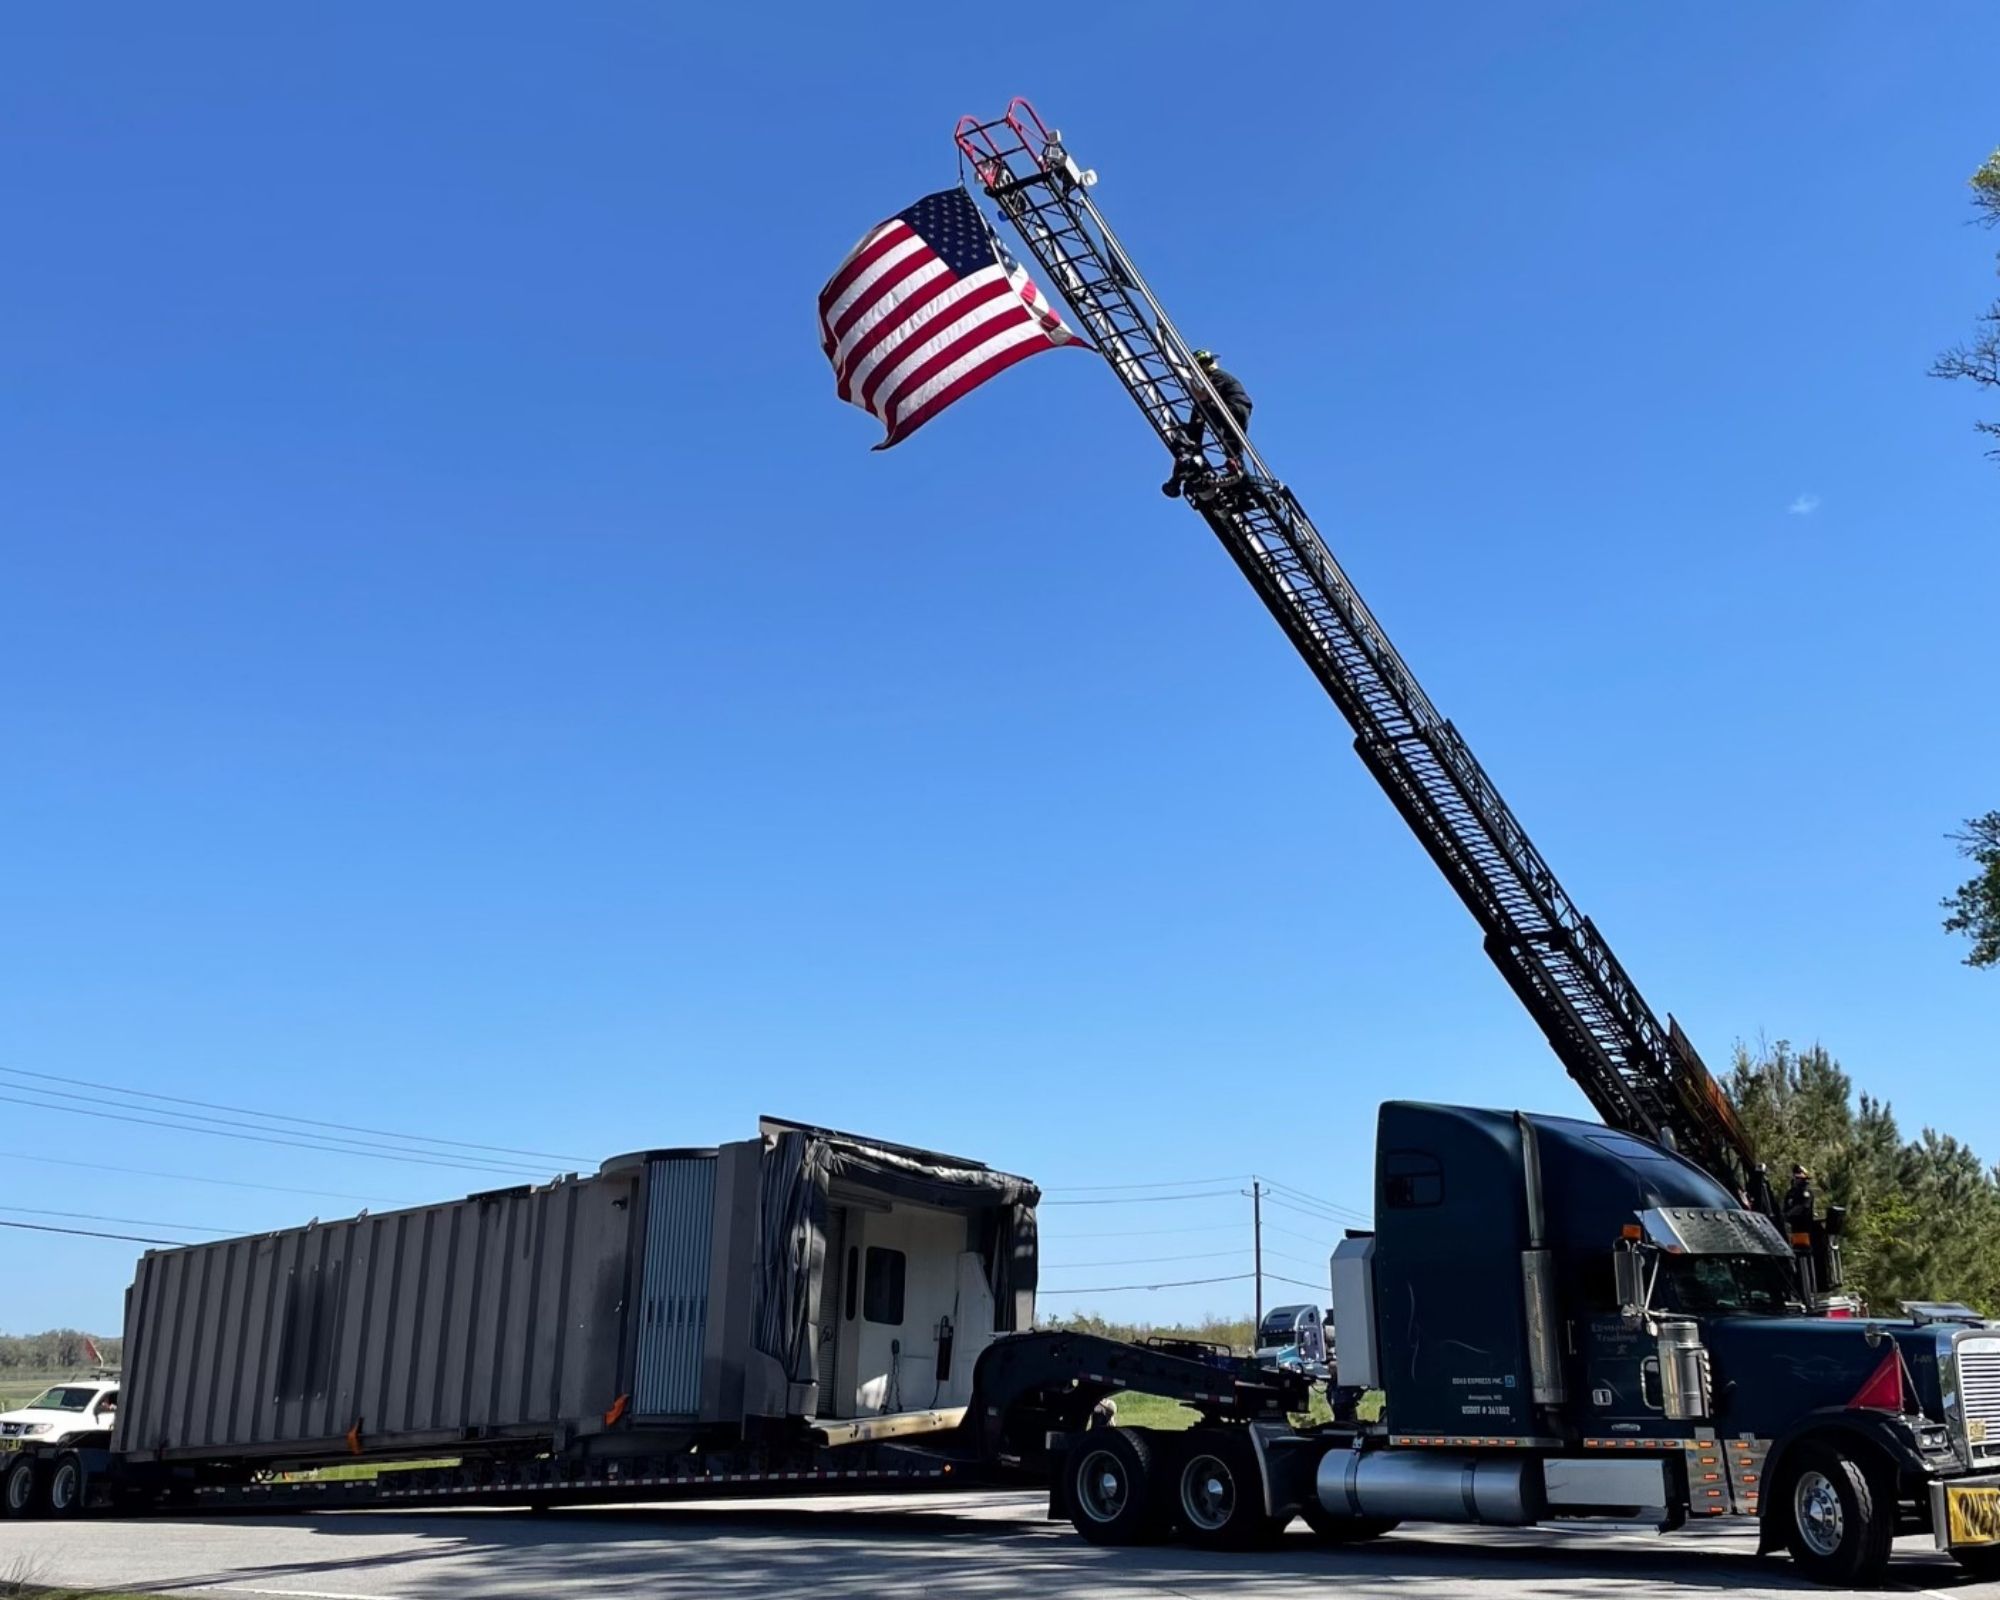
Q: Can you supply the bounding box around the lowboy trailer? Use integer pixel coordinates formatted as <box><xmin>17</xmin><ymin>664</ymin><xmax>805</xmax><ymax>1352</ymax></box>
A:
<box><xmin>0</xmin><ymin>1117</ymin><xmax>1307</xmax><ymax>1526</ymax></box>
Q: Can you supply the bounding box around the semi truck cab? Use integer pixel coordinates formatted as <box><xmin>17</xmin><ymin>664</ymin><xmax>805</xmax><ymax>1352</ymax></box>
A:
<box><xmin>1308</xmin><ymin>1102</ymin><xmax>2000</xmax><ymax>1583</ymax></box>
<box><xmin>1053</xmin><ymin>1102</ymin><xmax>2000</xmax><ymax>1586</ymax></box>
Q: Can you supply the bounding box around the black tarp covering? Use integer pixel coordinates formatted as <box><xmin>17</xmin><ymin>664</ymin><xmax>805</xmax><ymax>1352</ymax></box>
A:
<box><xmin>751</xmin><ymin>1119</ymin><xmax>1040</xmax><ymax>1393</ymax></box>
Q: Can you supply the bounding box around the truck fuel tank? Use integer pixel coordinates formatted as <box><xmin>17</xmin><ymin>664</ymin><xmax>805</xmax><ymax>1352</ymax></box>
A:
<box><xmin>1316</xmin><ymin>1446</ymin><xmax>1545</xmax><ymax>1526</ymax></box>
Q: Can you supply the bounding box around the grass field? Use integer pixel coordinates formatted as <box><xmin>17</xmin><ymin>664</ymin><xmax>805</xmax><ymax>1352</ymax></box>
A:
<box><xmin>1109</xmin><ymin>1388</ymin><xmax>1380</xmax><ymax>1431</ymax></box>
<box><xmin>0</xmin><ymin>1376</ymin><xmax>76</xmax><ymax>1414</ymax></box>
<box><xmin>277</xmin><ymin>1458</ymin><xmax>459</xmax><ymax>1483</ymax></box>
<box><xmin>2</xmin><ymin>1568</ymin><xmax>155</xmax><ymax>1599</ymax></box>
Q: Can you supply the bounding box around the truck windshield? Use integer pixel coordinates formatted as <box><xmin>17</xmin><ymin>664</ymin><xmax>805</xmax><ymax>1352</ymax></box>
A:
<box><xmin>1656</xmin><ymin>1253</ymin><xmax>1803</xmax><ymax>1316</ymax></box>
<box><xmin>24</xmin><ymin>1387</ymin><xmax>98</xmax><ymax>1412</ymax></box>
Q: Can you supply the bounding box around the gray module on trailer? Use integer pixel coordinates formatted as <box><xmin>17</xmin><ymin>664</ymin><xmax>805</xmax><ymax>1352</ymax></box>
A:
<box><xmin>114</xmin><ymin>1117</ymin><xmax>1038</xmax><ymax>1468</ymax></box>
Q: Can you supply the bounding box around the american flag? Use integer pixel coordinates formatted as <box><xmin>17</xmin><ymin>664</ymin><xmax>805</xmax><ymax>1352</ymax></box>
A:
<box><xmin>819</xmin><ymin>187</ymin><xmax>1079</xmax><ymax>450</ymax></box>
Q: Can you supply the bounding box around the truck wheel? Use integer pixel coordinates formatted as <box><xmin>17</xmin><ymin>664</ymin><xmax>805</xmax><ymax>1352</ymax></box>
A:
<box><xmin>1299</xmin><ymin>1500</ymin><xmax>1400</xmax><ymax>1543</ymax></box>
<box><xmin>1066</xmin><ymin>1427</ymin><xmax>1164</xmax><ymax>1545</ymax></box>
<box><xmin>1776</xmin><ymin>1442</ymin><xmax>1893</xmax><ymax>1587</ymax></box>
<box><xmin>2</xmin><ymin>1456</ymin><xmax>40</xmax><ymax>1519</ymax></box>
<box><xmin>42</xmin><ymin>1453</ymin><xmax>85</xmax><ymax>1518</ymax></box>
<box><xmin>1174</xmin><ymin>1431</ymin><xmax>1282</xmax><ymax>1549</ymax></box>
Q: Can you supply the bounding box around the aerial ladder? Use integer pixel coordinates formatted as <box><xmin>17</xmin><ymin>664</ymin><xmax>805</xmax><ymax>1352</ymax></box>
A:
<box><xmin>954</xmin><ymin>100</ymin><xmax>1845</xmax><ymax>1297</ymax></box>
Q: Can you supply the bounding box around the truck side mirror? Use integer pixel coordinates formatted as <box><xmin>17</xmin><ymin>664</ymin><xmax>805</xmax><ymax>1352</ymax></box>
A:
<box><xmin>1613</xmin><ymin>1245</ymin><xmax>1649</xmax><ymax>1322</ymax></box>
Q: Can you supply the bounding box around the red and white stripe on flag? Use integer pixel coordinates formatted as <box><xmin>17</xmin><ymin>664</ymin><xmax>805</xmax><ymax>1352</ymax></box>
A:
<box><xmin>818</xmin><ymin>188</ymin><xmax>1079</xmax><ymax>450</ymax></box>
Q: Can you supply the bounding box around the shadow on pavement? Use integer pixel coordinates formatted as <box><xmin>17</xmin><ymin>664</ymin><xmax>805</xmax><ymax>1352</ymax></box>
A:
<box><xmin>111</xmin><ymin>1497</ymin><xmax>1980</xmax><ymax>1599</ymax></box>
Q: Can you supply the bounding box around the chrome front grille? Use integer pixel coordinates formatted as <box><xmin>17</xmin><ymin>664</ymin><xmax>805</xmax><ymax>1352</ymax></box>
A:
<box><xmin>1954</xmin><ymin>1333</ymin><xmax>2000</xmax><ymax>1462</ymax></box>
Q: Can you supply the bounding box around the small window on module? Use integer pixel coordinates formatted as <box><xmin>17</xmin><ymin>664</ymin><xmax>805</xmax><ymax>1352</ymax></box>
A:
<box><xmin>863</xmin><ymin>1246</ymin><xmax>907</xmax><ymax>1325</ymax></box>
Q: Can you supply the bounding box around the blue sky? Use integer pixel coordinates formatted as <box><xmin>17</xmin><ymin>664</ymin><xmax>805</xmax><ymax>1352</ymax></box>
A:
<box><xmin>4</xmin><ymin>5</ymin><xmax>1997</xmax><ymax>1334</ymax></box>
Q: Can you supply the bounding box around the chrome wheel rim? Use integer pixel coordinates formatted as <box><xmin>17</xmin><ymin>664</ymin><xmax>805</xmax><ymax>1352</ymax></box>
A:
<box><xmin>1075</xmin><ymin>1448</ymin><xmax>1129</xmax><ymax>1524</ymax></box>
<box><xmin>50</xmin><ymin>1464</ymin><xmax>76</xmax><ymax>1511</ymax></box>
<box><xmin>1794</xmin><ymin>1468</ymin><xmax>1845</xmax><ymax>1557</ymax></box>
<box><xmin>1181</xmin><ymin>1453</ymin><xmax>1236</xmax><ymax>1533</ymax></box>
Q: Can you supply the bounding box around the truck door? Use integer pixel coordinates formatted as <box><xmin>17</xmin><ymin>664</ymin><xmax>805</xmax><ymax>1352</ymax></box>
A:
<box><xmin>1579</xmin><ymin>1314</ymin><xmax>1667</xmax><ymax>1434</ymax></box>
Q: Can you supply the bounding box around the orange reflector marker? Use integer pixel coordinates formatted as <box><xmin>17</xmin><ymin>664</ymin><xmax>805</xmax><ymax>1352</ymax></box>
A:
<box><xmin>1791</xmin><ymin>1232</ymin><xmax>1813</xmax><ymax>1248</ymax></box>
<box><xmin>346</xmin><ymin>1420</ymin><xmax>363</xmax><ymax>1456</ymax></box>
<box><xmin>1621</xmin><ymin>1225</ymin><xmax>1643</xmax><ymax>1240</ymax></box>
<box><xmin>603</xmin><ymin>1393</ymin><xmax>630</xmax><ymax>1428</ymax></box>
<box><xmin>1848</xmin><ymin>1347</ymin><xmax>1905</xmax><ymax>1414</ymax></box>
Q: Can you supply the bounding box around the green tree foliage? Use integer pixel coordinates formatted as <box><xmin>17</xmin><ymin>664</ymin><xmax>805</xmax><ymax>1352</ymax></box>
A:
<box><xmin>0</xmin><ymin>1330</ymin><xmax>121</xmax><ymax>1375</ymax></box>
<box><xmin>1943</xmin><ymin>810</ymin><xmax>2000</xmax><ymax>969</ymax></box>
<box><xmin>1729</xmin><ymin>1041</ymin><xmax>2000</xmax><ymax>1313</ymax></box>
<box><xmin>1039</xmin><ymin>1310</ymin><xmax>1254</xmax><ymax>1352</ymax></box>
<box><xmin>1932</xmin><ymin>150</ymin><xmax>2000</xmax><ymax>458</ymax></box>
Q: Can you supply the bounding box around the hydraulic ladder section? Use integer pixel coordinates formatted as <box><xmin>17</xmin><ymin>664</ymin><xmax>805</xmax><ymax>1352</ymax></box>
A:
<box><xmin>955</xmin><ymin>100</ymin><xmax>1763</xmax><ymax>1205</ymax></box>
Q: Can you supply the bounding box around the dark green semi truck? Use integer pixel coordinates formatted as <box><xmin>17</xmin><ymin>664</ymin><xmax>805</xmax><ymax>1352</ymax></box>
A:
<box><xmin>1037</xmin><ymin>1099</ymin><xmax>2000</xmax><ymax>1585</ymax></box>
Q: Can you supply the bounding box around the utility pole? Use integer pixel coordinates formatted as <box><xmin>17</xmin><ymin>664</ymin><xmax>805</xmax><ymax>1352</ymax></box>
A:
<box><xmin>1250</xmin><ymin>1178</ymin><xmax>1265</xmax><ymax>1329</ymax></box>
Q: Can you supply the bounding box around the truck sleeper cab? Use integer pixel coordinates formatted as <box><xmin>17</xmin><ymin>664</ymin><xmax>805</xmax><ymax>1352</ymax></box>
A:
<box><xmin>1052</xmin><ymin>1102</ymin><xmax>2000</xmax><ymax>1587</ymax></box>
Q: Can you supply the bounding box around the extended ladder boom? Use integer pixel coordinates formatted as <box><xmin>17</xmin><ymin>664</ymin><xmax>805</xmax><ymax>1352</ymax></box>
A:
<box><xmin>956</xmin><ymin>101</ymin><xmax>1762</xmax><ymax>1203</ymax></box>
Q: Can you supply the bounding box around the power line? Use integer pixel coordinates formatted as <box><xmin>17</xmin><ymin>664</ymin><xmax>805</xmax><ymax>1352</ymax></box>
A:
<box><xmin>1259</xmin><ymin>1189</ymin><xmax>1362</xmax><ymax>1224</ymax></box>
<box><xmin>1042</xmin><ymin>1249</ymin><xmax>1240</xmax><ymax>1270</ymax></box>
<box><xmin>0</xmin><ymin>1085</ymin><xmax>547</xmax><ymax>1176</ymax></box>
<box><xmin>0</xmin><ymin>1064</ymin><xmax>589</xmax><ymax>1164</ymax></box>
<box><xmin>1258</xmin><ymin>1176</ymin><xmax>1370</xmax><ymax>1223</ymax></box>
<box><xmin>1264</xmin><ymin>1193</ymin><xmax>1363</xmax><ymax>1227</ymax></box>
<box><xmin>1038</xmin><ymin>1273</ymin><xmax>1252</xmax><ymax>1296</ymax></box>
<box><xmin>1049</xmin><ymin>1222</ymin><xmax>1244</xmax><ymax>1241</ymax></box>
<box><xmin>0</xmin><ymin>1149</ymin><xmax>406</xmax><ymax>1205</ymax></box>
<box><xmin>0</xmin><ymin>1205</ymin><xmax>231</xmax><ymax>1236</ymax></box>
<box><xmin>1042</xmin><ymin>1175</ymin><xmax>1248</xmax><ymax>1193</ymax></box>
<box><xmin>1262</xmin><ymin>1248</ymin><xmax>1322</xmax><ymax>1271</ymax></box>
<box><xmin>1264</xmin><ymin>1271</ymin><xmax>1328</xmax><ymax>1293</ymax></box>
<box><xmin>0</xmin><ymin>1217</ymin><xmax>181</xmax><ymax>1246</ymax></box>
<box><xmin>1040</xmin><ymin>1189</ymin><xmax>1242</xmax><ymax>1207</ymax></box>
<box><xmin>0</xmin><ymin>1091</ymin><xmax>559</xmax><ymax>1176</ymax></box>
<box><xmin>1264</xmin><ymin>1221</ymin><xmax>1335</xmax><ymax>1247</ymax></box>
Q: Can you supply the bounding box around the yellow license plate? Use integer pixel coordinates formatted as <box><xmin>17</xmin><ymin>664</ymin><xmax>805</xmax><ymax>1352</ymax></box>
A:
<box><xmin>1947</xmin><ymin>1485</ymin><xmax>2000</xmax><ymax>1547</ymax></box>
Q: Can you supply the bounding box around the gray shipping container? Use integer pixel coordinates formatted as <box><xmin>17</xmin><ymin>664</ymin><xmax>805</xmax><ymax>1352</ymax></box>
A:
<box><xmin>113</xmin><ymin>1118</ymin><xmax>1038</xmax><ymax>1466</ymax></box>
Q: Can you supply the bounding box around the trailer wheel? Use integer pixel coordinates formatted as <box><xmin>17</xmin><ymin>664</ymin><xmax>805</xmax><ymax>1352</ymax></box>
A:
<box><xmin>1066</xmin><ymin>1427</ymin><xmax>1164</xmax><ymax>1545</ymax></box>
<box><xmin>2</xmin><ymin>1456</ymin><xmax>40</xmax><ymax>1519</ymax></box>
<box><xmin>1299</xmin><ymin>1500</ymin><xmax>1400</xmax><ymax>1543</ymax></box>
<box><xmin>1173</xmin><ymin>1431</ymin><xmax>1281</xmax><ymax>1549</ymax></box>
<box><xmin>42</xmin><ymin>1453</ymin><xmax>85</xmax><ymax>1518</ymax></box>
<box><xmin>1775</xmin><ymin>1441</ymin><xmax>1893</xmax><ymax>1587</ymax></box>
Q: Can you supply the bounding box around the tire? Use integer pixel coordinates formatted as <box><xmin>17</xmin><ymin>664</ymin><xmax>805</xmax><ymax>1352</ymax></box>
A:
<box><xmin>1776</xmin><ymin>1441</ymin><xmax>1894</xmax><ymax>1587</ymax></box>
<box><xmin>1066</xmin><ymin>1427</ymin><xmax>1166</xmax><ymax>1546</ymax></box>
<box><xmin>1172</xmin><ymin>1430</ymin><xmax>1283</xmax><ymax>1550</ymax></box>
<box><xmin>1953</xmin><ymin>1546</ymin><xmax>2000</xmax><ymax>1582</ymax></box>
<box><xmin>1298</xmin><ymin>1498</ymin><xmax>1401</xmax><ymax>1543</ymax></box>
<box><xmin>2</xmin><ymin>1455</ymin><xmax>41</xmax><ymax>1520</ymax></box>
<box><xmin>42</xmin><ymin>1452</ymin><xmax>85</xmax><ymax>1518</ymax></box>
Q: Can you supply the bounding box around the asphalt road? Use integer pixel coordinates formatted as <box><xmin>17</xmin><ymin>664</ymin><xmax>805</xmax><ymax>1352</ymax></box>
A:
<box><xmin>0</xmin><ymin>1491</ymin><xmax>1985</xmax><ymax>1598</ymax></box>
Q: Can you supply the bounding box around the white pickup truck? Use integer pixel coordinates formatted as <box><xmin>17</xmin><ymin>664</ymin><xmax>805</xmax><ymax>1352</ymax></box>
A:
<box><xmin>0</xmin><ymin>1381</ymin><xmax>120</xmax><ymax>1450</ymax></box>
